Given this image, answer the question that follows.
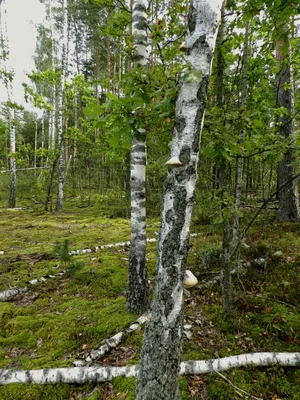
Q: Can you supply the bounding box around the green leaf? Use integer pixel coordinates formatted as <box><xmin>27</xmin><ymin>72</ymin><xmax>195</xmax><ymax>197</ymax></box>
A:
<box><xmin>84</xmin><ymin>103</ymin><xmax>102</xmax><ymax>119</ymax></box>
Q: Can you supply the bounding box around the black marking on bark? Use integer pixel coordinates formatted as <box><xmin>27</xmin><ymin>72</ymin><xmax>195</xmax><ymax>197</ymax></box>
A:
<box><xmin>56</xmin><ymin>370</ymin><xmax>64</xmax><ymax>383</ymax></box>
<box><xmin>175</xmin><ymin>115</ymin><xmax>186</xmax><ymax>135</ymax></box>
<box><xmin>164</xmin><ymin>174</ymin><xmax>176</xmax><ymax>193</ymax></box>
<box><xmin>192</xmin><ymin>77</ymin><xmax>209</xmax><ymax>152</ymax></box>
<box><xmin>133</xmin><ymin>4</ymin><xmax>147</xmax><ymax>13</ymax></box>
<box><xmin>130</xmin><ymin>179</ymin><xmax>146</xmax><ymax>190</ymax></box>
<box><xmin>130</xmin><ymin>158</ymin><xmax>146</xmax><ymax>166</ymax></box>
<box><xmin>134</xmin><ymin>33</ymin><xmax>148</xmax><ymax>43</ymax></box>
<box><xmin>131</xmin><ymin>196</ymin><xmax>146</xmax><ymax>206</ymax></box>
<box><xmin>174</xmin><ymin>169</ymin><xmax>186</xmax><ymax>183</ymax></box>
<box><xmin>132</xmin><ymin>144</ymin><xmax>146</xmax><ymax>153</ymax></box>
<box><xmin>133</xmin><ymin>20</ymin><xmax>147</xmax><ymax>30</ymax></box>
<box><xmin>179</xmin><ymin>145</ymin><xmax>191</xmax><ymax>164</ymax></box>
<box><xmin>135</xmin><ymin>215</ymin><xmax>146</xmax><ymax>223</ymax></box>
<box><xmin>188</xmin><ymin>3</ymin><xmax>197</xmax><ymax>35</ymax></box>
<box><xmin>25</xmin><ymin>370</ymin><xmax>31</xmax><ymax>383</ymax></box>
<box><xmin>166</xmin><ymin>207</ymin><xmax>175</xmax><ymax>222</ymax></box>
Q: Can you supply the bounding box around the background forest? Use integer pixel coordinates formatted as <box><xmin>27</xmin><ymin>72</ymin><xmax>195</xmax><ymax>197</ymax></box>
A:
<box><xmin>0</xmin><ymin>0</ymin><xmax>300</xmax><ymax>399</ymax></box>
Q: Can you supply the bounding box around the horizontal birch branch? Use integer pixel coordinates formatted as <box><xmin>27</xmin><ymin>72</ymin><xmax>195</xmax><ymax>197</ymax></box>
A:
<box><xmin>1</xmin><ymin>352</ymin><xmax>299</xmax><ymax>385</ymax></box>
<box><xmin>0</xmin><ymin>167</ymin><xmax>49</xmax><ymax>173</ymax></box>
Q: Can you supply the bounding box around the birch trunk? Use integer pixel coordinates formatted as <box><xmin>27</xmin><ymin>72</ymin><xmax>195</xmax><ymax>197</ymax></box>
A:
<box><xmin>8</xmin><ymin>109</ymin><xmax>16</xmax><ymax>208</ymax></box>
<box><xmin>1</xmin><ymin>0</ymin><xmax>16</xmax><ymax>208</ymax></box>
<box><xmin>1</xmin><ymin>352</ymin><xmax>298</xmax><ymax>385</ymax></box>
<box><xmin>41</xmin><ymin>113</ymin><xmax>45</xmax><ymax>167</ymax></box>
<box><xmin>136</xmin><ymin>1</ymin><xmax>224</xmax><ymax>398</ymax></box>
<box><xmin>34</xmin><ymin>119</ymin><xmax>38</xmax><ymax>172</ymax></box>
<box><xmin>56</xmin><ymin>0</ymin><xmax>68</xmax><ymax>211</ymax></box>
<box><xmin>126</xmin><ymin>0</ymin><xmax>149</xmax><ymax>314</ymax></box>
<box><xmin>276</xmin><ymin>22</ymin><xmax>300</xmax><ymax>221</ymax></box>
<box><xmin>107</xmin><ymin>8</ymin><xmax>111</xmax><ymax>93</ymax></box>
<box><xmin>49</xmin><ymin>1</ymin><xmax>56</xmax><ymax>153</ymax></box>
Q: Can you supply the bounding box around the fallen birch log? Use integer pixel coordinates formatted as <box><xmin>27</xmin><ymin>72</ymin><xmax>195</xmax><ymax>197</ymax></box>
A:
<box><xmin>0</xmin><ymin>272</ymin><xmax>65</xmax><ymax>302</ymax></box>
<box><xmin>76</xmin><ymin>313</ymin><xmax>151</xmax><ymax>365</ymax></box>
<box><xmin>0</xmin><ymin>234</ymin><xmax>200</xmax><ymax>302</ymax></box>
<box><xmin>1</xmin><ymin>352</ymin><xmax>299</xmax><ymax>385</ymax></box>
<box><xmin>0</xmin><ymin>287</ymin><xmax>28</xmax><ymax>301</ymax></box>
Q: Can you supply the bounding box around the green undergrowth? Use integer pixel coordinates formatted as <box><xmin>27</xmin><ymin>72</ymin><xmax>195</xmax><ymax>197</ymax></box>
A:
<box><xmin>0</xmin><ymin>206</ymin><xmax>300</xmax><ymax>399</ymax></box>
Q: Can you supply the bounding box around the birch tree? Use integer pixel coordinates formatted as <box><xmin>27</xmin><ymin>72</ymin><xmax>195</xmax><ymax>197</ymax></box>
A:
<box><xmin>0</xmin><ymin>0</ymin><xmax>16</xmax><ymax>208</ymax></box>
<box><xmin>126</xmin><ymin>0</ymin><xmax>149</xmax><ymax>314</ymax></box>
<box><xmin>136</xmin><ymin>1</ymin><xmax>224</xmax><ymax>398</ymax></box>
<box><xmin>56</xmin><ymin>0</ymin><xmax>68</xmax><ymax>210</ymax></box>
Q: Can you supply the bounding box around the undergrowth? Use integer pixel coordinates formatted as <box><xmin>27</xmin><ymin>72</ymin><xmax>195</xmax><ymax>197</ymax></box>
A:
<box><xmin>0</xmin><ymin>205</ymin><xmax>299</xmax><ymax>399</ymax></box>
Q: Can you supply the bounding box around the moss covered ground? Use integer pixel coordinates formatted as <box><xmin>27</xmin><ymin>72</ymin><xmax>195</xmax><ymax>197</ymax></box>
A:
<box><xmin>0</xmin><ymin>205</ymin><xmax>299</xmax><ymax>399</ymax></box>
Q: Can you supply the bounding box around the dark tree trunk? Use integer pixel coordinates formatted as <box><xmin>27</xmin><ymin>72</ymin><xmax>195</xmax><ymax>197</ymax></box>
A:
<box><xmin>276</xmin><ymin>25</ymin><xmax>299</xmax><ymax>221</ymax></box>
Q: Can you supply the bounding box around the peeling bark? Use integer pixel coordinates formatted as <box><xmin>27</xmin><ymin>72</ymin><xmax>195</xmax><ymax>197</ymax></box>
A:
<box><xmin>136</xmin><ymin>1</ymin><xmax>224</xmax><ymax>398</ymax></box>
<box><xmin>1</xmin><ymin>353</ymin><xmax>299</xmax><ymax>386</ymax></box>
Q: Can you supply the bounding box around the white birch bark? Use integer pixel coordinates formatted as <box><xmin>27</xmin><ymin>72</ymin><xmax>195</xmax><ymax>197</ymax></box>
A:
<box><xmin>1</xmin><ymin>353</ymin><xmax>299</xmax><ymax>385</ymax></box>
<box><xmin>127</xmin><ymin>0</ymin><xmax>149</xmax><ymax>314</ymax></box>
<box><xmin>49</xmin><ymin>2</ymin><xmax>56</xmax><ymax>153</ymax></box>
<box><xmin>34</xmin><ymin>119</ymin><xmax>38</xmax><ymax>171</ymax></box>
<box><xmin>136</xmin><ymin>1</ymin><xmax>224</xmax><ymax>398</ymax></box>
<box><xmin>8</xmin><ymin>108</ymin><xmax>16</xmax><ymax>208</ymax></box>
<box><xmin>56</xmin><ymin>0</ymin><xmax>68</xmax><ymax>210</ymax></box>
<box><xmin>0</xmin><ymin>0</ymin><xmax>16</xmax><ymax>208</ymax></box>
<box><xmin>41</xmin><ymin>113</ymin><xmax>45</xmax><ymax>167</ymax></box>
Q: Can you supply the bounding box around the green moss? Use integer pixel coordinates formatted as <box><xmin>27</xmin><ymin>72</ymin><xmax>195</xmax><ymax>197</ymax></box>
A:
<box><xmin>207</xmin><ymin>367</ymin><xmax>300</xmax><ymax>400</ymax></box>
<box><xmin>179</xmin><ymin>376</ymin><xmax>190</xmax><ymax>399</ymax></box>
<box><xmin>112</xmin><ymin>377</ymin><xmax>136</xmax><ymax>399</ymax></box>
<box><xmin>0</xmin><ymin>383</ymin><xmax>100</xmax><ymax>400</ymax></box>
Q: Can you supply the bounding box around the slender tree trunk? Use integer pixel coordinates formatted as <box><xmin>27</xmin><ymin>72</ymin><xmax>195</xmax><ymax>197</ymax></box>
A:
<box><xmin>128</xmin><ymin>0</ymin><xmax>133</xmax><ymax>73</ymax></box>
<box><xmin>136</xmin><ymin>1</ymin><xmax>224</xmax><ymax>398</ymax></box>
<box><xmin>276</xmin><ymin>22</ymin><xmax>299</xmax><ymax>221</ymax></box>
<box><xmin>107</xmin><ymin>8</ymin><xmax>111</xmax><ymax>93</ymax></box>
<box><xmin>232</xmin><ymin>20</ymin><xmax>249</xmax><ymax>242</ymax></box>
<box><xmin>73</xmin><ymin>92</ymin><xmax>78</xmax><ymax>162</ymax></box>
<box><xmin>41</xmin><ymin>113</ymin><xmax>45</xmax><ymax>167</ymax></box>
<box><xmin>8</xmin><ymin>109</ymin><xmax>16</xmax><ymax>208</ymax></box>
<box><xmin>213</xmin><ymin>4</ymin><xmax>232</xmax><ymax>318</ymax></box>
<box><xmin>34</xmin><ymin>119</ymin><xmax>38</xmax><ymax>172</ymax></box>
<box><xmin>0</xmin><ymin>0</ymin><xmax>17</xmax><ymax>208</ymax></box>
<box><xmin>49</xmin><ymin>3</ymin><xmax>56</xmax><ymax>153</ymax></box>
<box><xmin>126</xmin><ymin>0</ymin><xmax>149</xmax><ymax>314</ymax></box>
<box><xmin>56</xmin><ymin>0</ymin><xmax>68</xmax><ymax>211</ymax></box>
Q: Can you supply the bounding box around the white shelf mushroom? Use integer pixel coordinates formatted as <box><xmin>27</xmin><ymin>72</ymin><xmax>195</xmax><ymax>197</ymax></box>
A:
<box><xmin>183</xmin><ymin>270</ymin><xmax>198</xmax><ymax>288</ymax></box>
<box><xmin>165</xmin><ymin>157</ymin><xmax>182</xmax><ymax>167</ymax></box>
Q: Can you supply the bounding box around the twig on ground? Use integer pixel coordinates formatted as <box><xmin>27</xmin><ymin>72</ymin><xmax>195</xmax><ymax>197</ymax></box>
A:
<box><xmin>215</xmin><ymin>371</ymin><xmax>263</xmax><ymax>400</ymax></box>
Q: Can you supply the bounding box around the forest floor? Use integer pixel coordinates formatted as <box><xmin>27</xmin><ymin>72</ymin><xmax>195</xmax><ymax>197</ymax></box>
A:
<box><xmin>0</xmin><ymin>205</ymin><xmax>300</xmax><ymax>399</ymax></box>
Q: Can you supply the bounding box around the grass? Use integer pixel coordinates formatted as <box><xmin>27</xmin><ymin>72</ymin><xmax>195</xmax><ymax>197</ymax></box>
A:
<box><xmin>0</xmin><ymin>204</ymin><xmax>300</xmax><ymax>399</ymax></box>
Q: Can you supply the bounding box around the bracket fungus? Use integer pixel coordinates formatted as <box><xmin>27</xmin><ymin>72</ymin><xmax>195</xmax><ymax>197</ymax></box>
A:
<box><xmin>183</xmin><ymin>270</ymin><xmax>198</xmax><ymax>288</ymax></box>
<box><xmin>165</xmin><ymin>157</ymin><xmax>182</xmax><ymax>167</ymax></box>
<box><xmin>179</xmin><ymin>42</ymin><xmax>187</xmax><ymax>52</ymax></box>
